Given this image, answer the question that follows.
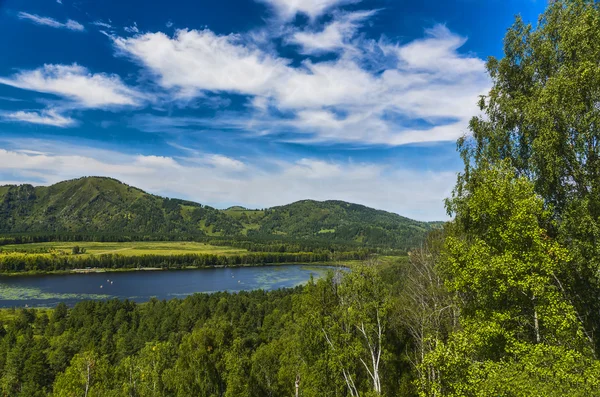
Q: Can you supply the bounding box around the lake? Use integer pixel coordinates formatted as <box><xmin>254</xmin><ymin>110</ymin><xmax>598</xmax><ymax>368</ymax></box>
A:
<box><xmin>0</xmin><ymin>265</ymin><xmax>339</xmax><ymax>308</ymax></box>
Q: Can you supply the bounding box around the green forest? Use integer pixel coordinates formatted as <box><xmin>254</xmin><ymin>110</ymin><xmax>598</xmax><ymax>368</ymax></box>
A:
<box><xmin>0</xmin><ymin>251</ymin><xmax>370</xmax><ymax>273</ymax></box>
<box><xmin>3</xmin><ymin>0</ymin><xmax>600</xmax><ymax>395</ymax></box>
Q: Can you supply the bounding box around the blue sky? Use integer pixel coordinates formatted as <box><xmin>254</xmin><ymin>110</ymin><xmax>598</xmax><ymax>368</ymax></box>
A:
<box><xmin>0</xmin><ymin>0</ymin><xmax>546</xmax><ymax>220</ymax></box>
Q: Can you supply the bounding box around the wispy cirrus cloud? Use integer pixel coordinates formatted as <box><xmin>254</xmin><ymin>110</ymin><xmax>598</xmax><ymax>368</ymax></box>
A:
<box><xmin>18</xmin><ymin>12</ymin><xmax>84</xmax><ymax>31</ymax></box>
<box><xmin>92</xmin><ymin>20</ymin><xmax>113</xmax><ymax>29</ymax></box>
<box><xmin>124</xmin><ymin>22</ymin><xmax>139</xmax><ymax>34</ymax></box>
<box><xmin>2</xmin><ymin>109</ymin><xmax>76</xmax><ymax>127</ymax></box>
<box><xmin>0</xmin><ymin>64</ymin><xmax>144</xmax><ymax>109</ymax></box>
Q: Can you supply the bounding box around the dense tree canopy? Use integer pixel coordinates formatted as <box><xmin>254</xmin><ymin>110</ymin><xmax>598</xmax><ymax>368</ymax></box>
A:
<box><xmin>413</xmin><ymin>1</ymin><xmax>600</xmax><ymax>395</ymax></box>
<box><xmin>459</xmin><ymin>0</ymin><xmax>600</xmax><ymax>352</ymax></box>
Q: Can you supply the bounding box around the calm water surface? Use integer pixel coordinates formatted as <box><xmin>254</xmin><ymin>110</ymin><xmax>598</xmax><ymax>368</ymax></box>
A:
<box><xmin>0</xmin><ymin>265</ymin><xmax>337</xmax><ymax>308</ymax></box>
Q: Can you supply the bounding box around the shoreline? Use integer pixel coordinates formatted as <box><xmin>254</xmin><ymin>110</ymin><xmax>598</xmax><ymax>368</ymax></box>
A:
<box><xmin>0</xmin><ymin>261</ymin><xmax>356</xmax><ymax>277</ymax></box>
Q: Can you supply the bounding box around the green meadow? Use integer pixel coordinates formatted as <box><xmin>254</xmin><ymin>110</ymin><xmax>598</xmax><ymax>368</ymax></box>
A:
<box><xmin>0</xmin><ymin>241</ymin><xmax>248</xmax><ymax>258</ymax></box>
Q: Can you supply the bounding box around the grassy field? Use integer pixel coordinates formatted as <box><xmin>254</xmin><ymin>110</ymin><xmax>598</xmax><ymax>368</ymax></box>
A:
<box><xmin>0</xmin><ymin>241</ymin><xmax>248</xmax><ymax>257</ymax></box>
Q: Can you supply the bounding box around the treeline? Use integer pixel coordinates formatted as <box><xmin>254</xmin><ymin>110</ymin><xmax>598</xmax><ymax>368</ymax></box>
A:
<box><xmin>0</xmin><ymin>250</ymin><xmax>368</xmax><ymax>273</ymax></box>
<box><xmin>206</xmin><ymin>236</ymin><xmax>405</xmax><ymax>255</ymax></box>
<box><xmin>0</xmin><ymin>233</ymin><xmax>406</xmax><ymax>255</ymax></box>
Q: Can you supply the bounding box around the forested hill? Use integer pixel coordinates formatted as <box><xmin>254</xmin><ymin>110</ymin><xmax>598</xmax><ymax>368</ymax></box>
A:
<box><xmin>0</xmin><ymin>177</ymin><xmax>439</xmax><ymax>248</ymax></box>
<box><xmin>226</xmin><ymin>200</ymin><xmax>439</xmax><ymax>248</ymax></box>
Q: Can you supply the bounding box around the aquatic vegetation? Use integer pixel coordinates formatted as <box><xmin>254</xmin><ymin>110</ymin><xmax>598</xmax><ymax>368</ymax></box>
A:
<box><xmin>0</xmin><ymin>285</ymin><xmax>110</xmax><ymax>301</ymax></box>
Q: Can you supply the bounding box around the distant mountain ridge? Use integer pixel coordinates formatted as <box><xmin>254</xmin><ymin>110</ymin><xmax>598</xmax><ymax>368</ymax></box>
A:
<box><xmin>0</xmin><ymin>177</ymin><xmax>441</xmax><ymax>249</ymax></box>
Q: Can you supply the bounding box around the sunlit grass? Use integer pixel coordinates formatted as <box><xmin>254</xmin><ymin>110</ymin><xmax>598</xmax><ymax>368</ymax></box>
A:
<box><xmin>0</xmin><ymin>241</ymin><xmax>248</xmax><ymax>257</ymax></box>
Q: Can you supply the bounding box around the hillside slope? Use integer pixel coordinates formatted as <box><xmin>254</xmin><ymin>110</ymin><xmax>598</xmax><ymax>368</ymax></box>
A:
<box><xmin>226</xmin><ymin>200</ymin><xmax>437</xmax><ymax>248</ymax></box>
<box><xmin>0</xmin><ymin>177</ymin><xmax>440</xmax><ymax>248</ymax></box>
<box><xmin>0</xmin><ymin>177</ymin><xmax>242</xmax><ymax>235</ymax></box>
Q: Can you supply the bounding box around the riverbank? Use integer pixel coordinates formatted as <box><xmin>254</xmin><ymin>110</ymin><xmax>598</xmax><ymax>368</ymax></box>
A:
<box><xmin>0</xmin><ymin>246</ymin><xmax>368</xmax><ymax>274</ymax></box>
<box><xmin>72</xmin><ymin>267</ymin><xmax>163</xmax><ymax>274</ymax></box>
<box><xmin>0</xmin><ymin>260</ymin><xmax>362</xmax><ymax>277</ymax></box>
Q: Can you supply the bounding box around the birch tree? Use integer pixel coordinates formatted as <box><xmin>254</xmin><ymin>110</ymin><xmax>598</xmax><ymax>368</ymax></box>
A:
<box><xmin>320</xmin><ymin>263</ymin><xmax>391</xmax><ymax>396</ymax></box>
<box><xmin>53</xmin><ymin>351</ymin><xmax>110</xmax><ymax>397</ymax></box>
<box><xmin>399</xmin><ymin>230</ymin><xmax>457</xmax><ymax>395</ymax></box>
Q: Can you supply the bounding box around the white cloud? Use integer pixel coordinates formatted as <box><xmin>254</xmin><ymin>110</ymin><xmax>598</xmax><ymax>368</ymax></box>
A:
<box><xmin>0</xmin><ymin>142</ymin><xmax>454</xmax><ymax>220</ymax></box>
<box><xmin>113</xmin><ymin>29</ymin><xmax>289</xmax><ymax>98</ymax></box>
<box><xmin>134</xmin><ymin>155</ymin><xmax>179</xmax><ymax>168</ymax></box>
<box><xmin>16</xmin><ymin>149</ymin><xmax>49</xmax><ymax>155</ymax></box>
<box><xmin>0</xmin><ymin>148</ymin><xmax>150</xmax><ymax>177</ymax></box>
<box><xmin>390</xmin><ymin>25</ymin><xmax>485</xmax><ymax>75</ymax></box>
<box><xmin>0</xmin><ymin>64</ymin><xmax>143</xmax><ymax>108</ymax></box>
<box><xmin>114</xmin><ymin>29</ymin><xmax>379</xmax><ymax>109</ymax></box>
<box><xmin>286</xmin><ymin>158</ymin><xmax>346</xmax><ymax>179</ymax></box>
<box><xmin>171</xmin><ymin>149</ymin><xmax>248</xmax><ymax>171</ymax></box>
<box><xmin>2</xmin><ymin>109</ymin><xmax>75</xmax><ymax>127</ymax></box>
<box><xmin>124</xmin><ymin>22</ymin><xmax>139</xmax><ymax>34</ymax></box>
<box><xmin>289</xmin><ymin>21</ymin><xmax>349</xmax><ymax>53</ymax></box>
<box><xmin>289</xmin><ymin>10</ymin><xmax>375</xmax><ymax>54</ymax></box>
<box><xmin>92</xmin><ymin>20</ymin><xmax>112</xmax><ymax>29</ymax></box>
<box><xmin>256</xmin><ymin>0</ymin><xmax>360</xmax><ymax>20</ymax></box>
<box><xmin>57</xmin><ymin>0</ymin><xmax>62</xmax><ymax>4</ymax></box>
<box><xmin>205</xmin><ymin>155</ymin><xmax>247</xmax><ymax>171</ymax></box>
<box><xmin>117</xmin><ymin>22</ymin><xmax>488</xmax><ymax>146</ymax></box>
<box><xmin>18</xmin><ymin>12</ymin><xmax>84</xmax><ymax>31</ymax></box>
<box><xmin>276</xmin><ymin>59</ymin><xmax>377</xmax><ymax>109</ymax></box>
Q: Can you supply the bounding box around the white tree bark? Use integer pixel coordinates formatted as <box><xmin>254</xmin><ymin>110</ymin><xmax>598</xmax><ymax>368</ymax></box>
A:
<box><xmin>84</xmin><ymin>358</ymin><xmax>91</xmax><ymax>397</ymax></box>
